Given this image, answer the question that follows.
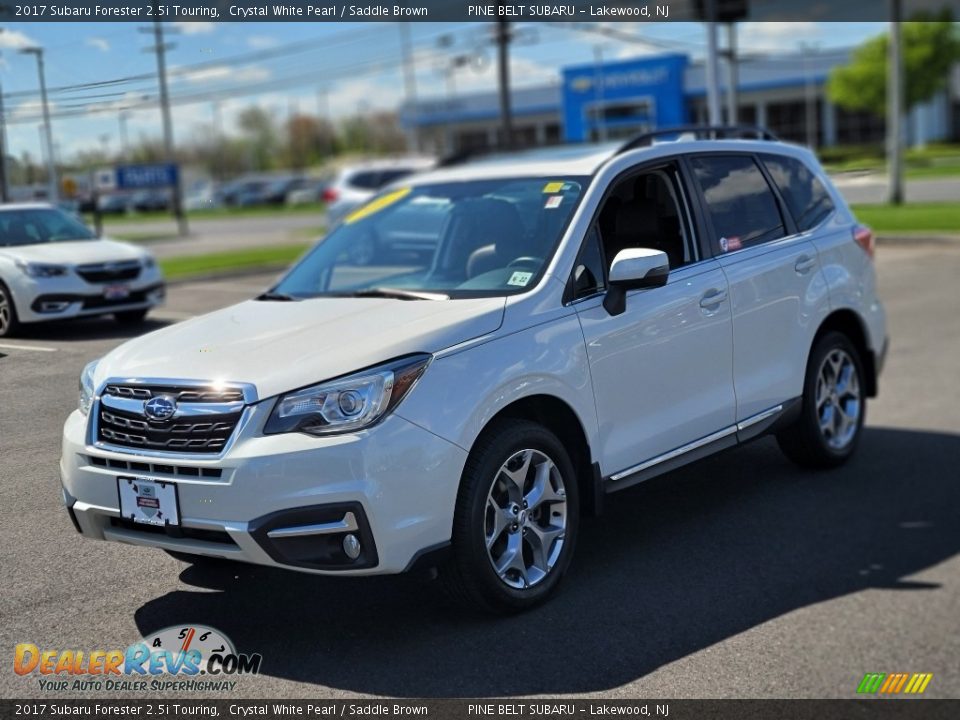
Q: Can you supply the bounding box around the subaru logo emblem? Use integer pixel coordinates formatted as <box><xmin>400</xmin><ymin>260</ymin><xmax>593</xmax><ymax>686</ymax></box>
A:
<box><xmin>144</xmin><ymin>395</ymin><xmax>177</xmax><ymax>422</ymax></box>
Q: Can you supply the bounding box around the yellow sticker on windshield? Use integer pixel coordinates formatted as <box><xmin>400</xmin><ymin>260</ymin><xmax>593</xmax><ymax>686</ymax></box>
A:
<box><xmin>344</xmin><ymin>187</ymin><xmax>411</xmax><ymax>224</ymax></box>
<box><xmin>542</xmin><ymin>181</ymin><xmax>565</xmax><ymax>193</ymax></box>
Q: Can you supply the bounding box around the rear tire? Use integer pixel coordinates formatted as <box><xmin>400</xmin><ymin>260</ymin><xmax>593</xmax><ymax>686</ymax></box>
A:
<box><xmin>114</xmin><ymin>309</ymin><xmax>149</xmax><ymax>324</ymax></box>
<box><xmin>0</xmin><ymin>282</ymin><xmax>21</xmax><ymax>338</ymax></box>
<box><xmin>441</xmin><ymin>419</ymin><xmax>579</xmax><ymax>614</ymax></box>
<box><xmin>777</xmin><ymin>331</ymin><xmax>866</xmax><ymax>468</ymax></box>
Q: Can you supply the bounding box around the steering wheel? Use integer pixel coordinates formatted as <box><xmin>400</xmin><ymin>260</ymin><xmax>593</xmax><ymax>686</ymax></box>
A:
<box><xmin>506</xmin><ymin>256</ymin><xmax>543</xmax><ymax>270</ymax></box>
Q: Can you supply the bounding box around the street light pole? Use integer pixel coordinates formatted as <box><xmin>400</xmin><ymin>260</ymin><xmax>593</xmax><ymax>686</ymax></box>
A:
<box><xmin>704</xmin><ymin>0</ymin><xmax>723</xmax><ymax>126</ymax></box>
<box><xmin>887</xmin><ymin>0</ymin><xmax>905</xmax><ymax>205</ymax></box>
<box><xmin>0</xmin><ymin>78</ymin><xmax>9</xmax><ymax>203</ymax></box>
<box><xmin>118</xmin><ymin>111</ymin><xmax>131</xmax><ymax>162</ymax></box>
<box><xmin>495</xmin><ymin>13</ymin><xmax>514</xmax><ymax>150</ymax></box>
<box><xmin>20</xmin><ymin>47</ymin><xmax>58</xmax><ymax>203</ymax></box>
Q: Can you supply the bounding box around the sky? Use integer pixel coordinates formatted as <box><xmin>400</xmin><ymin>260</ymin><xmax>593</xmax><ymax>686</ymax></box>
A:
<box><xmin>0</xmin><ymin>21</ymin><xmax>887</xmax><ymax>164</ymax></box>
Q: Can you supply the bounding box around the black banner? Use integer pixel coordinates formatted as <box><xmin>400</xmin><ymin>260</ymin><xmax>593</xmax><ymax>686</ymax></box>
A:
<box><xmin>1</xmin><ymin>0</ymin><xmax>959</xmax><ymax>23</ymax></box>
<box><xmin>2</xmin><ymin>700</ymin><xmax>960</xmax><ymax>720</ymax></box>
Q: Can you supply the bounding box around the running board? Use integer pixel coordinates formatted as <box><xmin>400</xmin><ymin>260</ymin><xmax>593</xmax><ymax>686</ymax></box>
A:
<box><xmin>605</xmin><ymin>401</ymin><xmax>797</xmax><ymax>492</ymax></box>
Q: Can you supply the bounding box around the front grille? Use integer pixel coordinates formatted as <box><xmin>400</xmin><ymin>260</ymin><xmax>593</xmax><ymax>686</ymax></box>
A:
<box><xmin>103</xmin><ymin>385</ymin><xmax>244</xmax><ymax>403</ymax></box>
<box><xmin>76</xmin><ymin>260</ymin><xmax>142</xmax><ymax>284</ymax></box>
<box><xmin>109</xmin><ymin>517</ymin><xmax>237</xmax><ymax>546</ymax></box>
<box><xmin>97</xmin><ymin>383</ymin><xmax>246</xmax><ymax>455</ymax></box>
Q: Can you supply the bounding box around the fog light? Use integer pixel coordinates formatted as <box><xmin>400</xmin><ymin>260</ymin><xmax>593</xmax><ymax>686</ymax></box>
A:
<box><xmin>342</xmin><ymin>533</ymin><xmax>361</xmax><ymax>560</ymax></box>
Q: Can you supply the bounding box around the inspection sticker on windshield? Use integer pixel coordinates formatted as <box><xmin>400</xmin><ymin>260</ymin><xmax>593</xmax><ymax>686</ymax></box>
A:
<box><xmin>344</xmin><ymin>187</ymin><xmax>411</xmax><ymax>224</ymax></box>
<box><xmin>508</xmin><ymin>271</ymin><xmax>533</xmax><ymax>287</ymax></box>
<box><xmin>544</xmin><ymin>195</ymin><xmax>563</xmax><ymax>209</ymax></box>
<box><xmin>543</xmin><ymin>181</ymin><xmax>565</xmax><ymax>193</ymax></box>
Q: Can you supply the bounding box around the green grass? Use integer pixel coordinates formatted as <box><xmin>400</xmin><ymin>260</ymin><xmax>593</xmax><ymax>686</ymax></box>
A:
<box><xmin>159</xmin><ymin>244</ymin><xmax>310</xmax><ymax>280</ymax></box>
<box><xmin>87</xmin><ymin>203</ymin><xmax>326</xmax><ymax>226</ymax></box>
<box><xmin>851</xmin><ymin>202</ymin><xmax>960</xmax><ymax>234</ymax></box>
<box><xmin>823</xmin><ymin>143</ymin><xmax>960</xmax><ymax>179</ymax></box>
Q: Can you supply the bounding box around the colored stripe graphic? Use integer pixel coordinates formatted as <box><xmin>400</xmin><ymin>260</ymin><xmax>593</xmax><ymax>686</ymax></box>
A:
<box><xmin>858</xmin><ymin>672</ymin><xmax>933</xmax><ymax>695</ymax></box>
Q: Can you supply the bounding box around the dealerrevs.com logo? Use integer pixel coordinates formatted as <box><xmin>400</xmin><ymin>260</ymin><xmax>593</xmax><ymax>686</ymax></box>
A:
<box><xmin>14</xmin><ymin>625</ymin><xmax>262</xmax><ymax>693</ymax></box>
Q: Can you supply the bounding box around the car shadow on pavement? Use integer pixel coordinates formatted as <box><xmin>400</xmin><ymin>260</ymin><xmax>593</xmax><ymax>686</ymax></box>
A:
<box><xmin>12</xmin><ymin>317</ymin><xmax>172</xmax><ymax>342</ymax></box>
<box><xmin>134</xmin><ymin>427</ymin><xmax>960</xmax><ymax>696</ymax></box>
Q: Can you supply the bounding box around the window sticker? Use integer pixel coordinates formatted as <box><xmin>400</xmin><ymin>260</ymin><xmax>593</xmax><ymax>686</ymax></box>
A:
<box><xmin>344</xmin><ymin>187</ymin><xmax>411</xmax><ymax>224</ymax></box>
<box><xmin>542</xmin><ymin>181</ymin><xmax>565</xmax><ymax>193</ymax></box>
<box><xmin>719</xmin><ymin>236</ymin><xmax>742</xmax><ymax>252</ymax></box>
<box><xmin>507</xmin><ymin>271</ymin><xmax>534</xmax><ymax>287</ymax></box>
<box><xmin>544</xmin><ymin>195</ymin><xmax>564</xmax><ymax>210</ymax></box>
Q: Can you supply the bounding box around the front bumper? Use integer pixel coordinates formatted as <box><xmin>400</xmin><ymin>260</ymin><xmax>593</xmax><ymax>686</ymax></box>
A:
<box><xmin>60</xmin><ymin>406</ymin><xmax>467</xmax><ymax>575</ymax></box>
<box><xmin>13</xmin><ymin>270</ymin><xmax>165</xmax><ymax>325</ymax></box>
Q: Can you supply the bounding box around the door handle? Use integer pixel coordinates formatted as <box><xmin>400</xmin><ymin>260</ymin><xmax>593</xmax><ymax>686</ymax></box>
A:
<box><xmin>795</xmin><ymin>255</ymin><xmax>817</xmax><ymax>274</ymax></box>
<box><xmin>699</xmin><ymin>289</ymin><xmax>727</xmax><ymax>309</ymax></box>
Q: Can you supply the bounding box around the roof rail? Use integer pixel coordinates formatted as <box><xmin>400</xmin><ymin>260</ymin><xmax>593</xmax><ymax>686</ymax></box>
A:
<box><xmin>616</xmin><ymin>125</ymin><xmax>780</xmax><ymax>155</ymax></box>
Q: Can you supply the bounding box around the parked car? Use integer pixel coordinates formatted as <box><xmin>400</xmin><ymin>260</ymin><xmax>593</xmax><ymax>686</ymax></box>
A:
<box><xmin>219</xmin><ymin>178</ymin><xmax>267</xmax><ymax>207</ymax></box>
<box><xmin>60</xmin><ymin>129</ymin><xmax>886</xmax><ymax>613</ymax></box>
<box><xmin>96</xmin><ymin>193</ymin><xmax>132</xmax><ymax>215</ymax></box>
<box><xmin>258</xmin><ymin>177</ymin><xmax>309</xmax><ymax>206</ymax></box>
<box><xmin>286</xmin><ymin>178</ymin><xmax>331</xmax><ymax>207</ymax></box>
<box><xmin>0</xmin><ymin>204</ymin><xmax>165</xmax><ymax>337</ymax></box>
<box><xmin>131</xmin><ymin>189</ymin><xmax>171</xmax><ymax>213</ymax></box>
<box><xmin>324</xmin><ymin>158</ymin><xmax>435</xmax><ymax>226</ymax></box>
<box><xmin>233</xmin><ymin>180</ymin><xmax>272</xmax><ymax>208</ymax></box>
<box><xmin>183</xmin><ymin>181</ymin><xmax>220</xmax><ymax>212</ymax></box>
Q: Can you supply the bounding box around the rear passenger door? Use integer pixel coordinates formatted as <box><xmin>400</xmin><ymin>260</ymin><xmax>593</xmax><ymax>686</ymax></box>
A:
<box><xmin>687</xmin><ymin>153</ymin><xmax>830</xmax><ymax>426</ymax></box>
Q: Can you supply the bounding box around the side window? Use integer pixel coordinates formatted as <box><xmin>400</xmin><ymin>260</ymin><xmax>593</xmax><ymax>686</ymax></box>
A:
<box><xmin>349</xmin><ymin>171</ymin><xmax>381</xmax><ymax>190</ymax></box>
<box><xmin>690</xmin><ymin>155</ymin><xmax>786</xmax><ymax>252</ymax></box>
<box><xmin>761</xmin><ymin>154</ymin><xmax>836</xmax><ymax>232</ymax></box>
<box><xmin>570</xmin><ymin>225</ymin><xmax>606</xmax><ymax>300</ymax></box>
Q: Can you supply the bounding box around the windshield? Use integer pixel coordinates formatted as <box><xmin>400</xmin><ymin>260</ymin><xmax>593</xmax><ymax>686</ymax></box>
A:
<box><xmin>0</xmin><ymin>208</ymin><xmax>97</xmax><ymax>247</ymax></box>
<box><xmin>273</xmin><ymin>176</ymin><xmax>587</xmax><ymax>299</ymax></box>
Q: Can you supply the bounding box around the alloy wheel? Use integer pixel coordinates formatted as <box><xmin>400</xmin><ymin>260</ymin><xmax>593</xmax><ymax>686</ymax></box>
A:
<box><xmin>0</xmin><ymin>291</ymin><xmax>10</xmax><ymax>334</ymax></box>
<box><xmin>484</xmin><ymin>448</ymin><xmax>568</xmax><ymax>589</ymax></box>
<box><xmin>815</xmin><ymin>348</ymin><xmax>861</xmax><ymax>450</ymax></box>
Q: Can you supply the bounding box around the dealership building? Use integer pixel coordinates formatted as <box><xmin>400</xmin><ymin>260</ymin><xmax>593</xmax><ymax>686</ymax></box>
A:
<box><xmin>402</xmin><ymin>50</ymin><xmax>960</xmax><ymax>153</ymax></box>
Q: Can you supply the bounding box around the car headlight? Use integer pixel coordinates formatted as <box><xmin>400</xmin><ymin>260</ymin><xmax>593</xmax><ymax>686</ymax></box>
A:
<box><xmin>17</xmin><ymin>261</ymin><xmax>69</xmax><ymax>278</ymax></box>
<box><xmin>264</xmin><ymin>354</ymin><xmax>431</xmax><ymax>436</ymax></box>
<box><xmin>79</xmin><ymin>360</ymin><xmax>100</xmax><ymax>416</ymax></box>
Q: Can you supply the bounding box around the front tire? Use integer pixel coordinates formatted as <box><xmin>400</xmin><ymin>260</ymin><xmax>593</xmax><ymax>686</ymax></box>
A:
<box><xmin>777</xmin><ymin>331</ymin><xmax>866</xmax><ymax>468</ymax></box>
<box><xmin>0</xmin><ymin>283</ymin><xmax>21</xmax><ymax>338</ymax></box>
<box><xmin>442</xmin><ymin>419</ymin><xmax>579</xmax><ymax>613</ymax></box>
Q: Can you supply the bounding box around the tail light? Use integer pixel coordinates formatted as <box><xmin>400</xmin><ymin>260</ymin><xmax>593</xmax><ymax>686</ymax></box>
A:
<box><xmin>321</xmin><ymin>187</ymin><xmax>339</xmax><ymax>203</ymax></box>
<box><xmin>854</xmin><ymin>225</ymin><xmax>875</xmax><ymax>259</ymax></box>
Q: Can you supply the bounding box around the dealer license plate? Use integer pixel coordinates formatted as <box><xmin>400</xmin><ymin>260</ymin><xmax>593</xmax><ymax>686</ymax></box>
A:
<box><xmin>118</xmin><ymin>477</ymin><xmax>179</xmax><ymax>527</ymax></box>
<box><xmin>104</xmin><ymin>284</ymin><xmax>130</xmax><ymax>300</ymax></box>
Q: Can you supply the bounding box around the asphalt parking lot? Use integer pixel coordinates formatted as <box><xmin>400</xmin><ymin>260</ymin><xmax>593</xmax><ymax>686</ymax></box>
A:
<box><xmin>2</xmin><ymin>243</ymin><xmax>958</xmax><ymax>700</ymax></box>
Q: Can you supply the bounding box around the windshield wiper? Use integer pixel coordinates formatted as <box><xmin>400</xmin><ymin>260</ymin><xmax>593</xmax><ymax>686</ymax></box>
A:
<box><xmin>342</xmin><ymin>287</ymin><xmax>449</xmax><ymax>301</ymax></box>
<box><xmin>256</xmin><ymin>291</ymin><xmax>299</xmax><ymax>302</ymax></box>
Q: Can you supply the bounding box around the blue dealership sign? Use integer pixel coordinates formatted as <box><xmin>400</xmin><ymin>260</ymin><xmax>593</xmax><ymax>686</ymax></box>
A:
<box><xmin>562</xmin><ymin>54</ymin><xmax>689</xmax><ymax>143</ymax></box>
<box><xmin>115</xmin><ymin>163</ymin><xmax>179</xmax><ymax>190</ymax></box>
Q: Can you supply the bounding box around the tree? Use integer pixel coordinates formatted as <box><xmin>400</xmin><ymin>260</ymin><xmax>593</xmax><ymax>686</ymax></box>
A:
<box><xmin>237</xmin><ymin>106</ymin><xmax>279</xmax><ymax>171</ymax></box>
<box><xmin>828</xmin><ymin>12</ymin><xmax>960</xmax><ymax>117</ymax></box>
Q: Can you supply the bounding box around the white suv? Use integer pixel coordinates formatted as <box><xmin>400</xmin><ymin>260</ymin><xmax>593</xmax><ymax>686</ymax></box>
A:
<box><xmin>0</xmin><ymin>204</ymin><xmax>165</xmax><ymax>337</ymax></box>
<box><xmin>61</xmin><ymin>129</ymin><xmax>887</xmax><ymax>613</ymax></box>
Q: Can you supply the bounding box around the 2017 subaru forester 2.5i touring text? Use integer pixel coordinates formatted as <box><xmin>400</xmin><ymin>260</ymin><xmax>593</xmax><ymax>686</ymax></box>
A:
<box><xmin>61</xmin><ymin>128</ymin><xmax>887</xmax><ymax>613</ymax></box>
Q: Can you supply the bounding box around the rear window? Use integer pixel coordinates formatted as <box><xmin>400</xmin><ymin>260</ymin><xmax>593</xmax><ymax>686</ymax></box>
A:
<box><xmin>348</xmin><ymin>171</ymin><xmax>381</xmax><ymax>190</ymax></box>
<box><xmin>690</xmin><ymin>155</ymin><xmax>786</xmax><ymax>253</ymax></box>
<box><xmin>761</xmin><ymin>154</ymin><xmax>836</xmax><ymax>232</ymax></box>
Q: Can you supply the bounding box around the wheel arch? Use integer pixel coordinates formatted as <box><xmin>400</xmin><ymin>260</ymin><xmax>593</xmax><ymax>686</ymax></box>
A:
<box><xmin>473</xmin><ymin>394</ymin><xmax>602</xmax><ymax>517</ymax></box>
<box><xmin>812</xmin><ymin>309</ymin><xmax>877</xmax><ymax>397</ymax></box>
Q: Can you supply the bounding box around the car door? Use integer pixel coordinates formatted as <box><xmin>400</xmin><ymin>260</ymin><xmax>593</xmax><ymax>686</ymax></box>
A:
<box><xmin>688</xmin><ymin>153</ymin><xmax>829</xmax><ymax>425</ymax></box>
<box><xmin>571</xmin><ymin>162</ymin><xmax>737</xmax><ymax>483</ymax></box>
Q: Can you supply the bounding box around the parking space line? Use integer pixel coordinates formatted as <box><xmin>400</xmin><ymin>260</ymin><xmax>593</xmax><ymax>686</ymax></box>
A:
<box><xmin>0</xmin><ymin>343</ymin><xmax>58</xmax><ymax>353</ymax></box>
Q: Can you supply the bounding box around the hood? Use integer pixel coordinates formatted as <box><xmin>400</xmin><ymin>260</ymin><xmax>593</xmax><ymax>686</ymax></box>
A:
<box><xmin>96</xmin><ymin>296</ymin><xmax>506</xmax><ymax>399</ymax></box>
<box><xmin>0</xmin><ymin>238</ymin><xmax>147</xmax><ymax>265</ymax></box>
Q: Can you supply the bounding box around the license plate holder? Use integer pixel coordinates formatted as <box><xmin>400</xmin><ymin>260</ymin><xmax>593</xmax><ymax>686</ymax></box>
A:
<box><xmin>118</xmin><ymin>477</ymin><xmax>180</xmax><ymax>527</ymax></box>
<box><xmin>104</xmin><ymin>284</ymin><xmax>130</xmax><ymax>300</ymax></box>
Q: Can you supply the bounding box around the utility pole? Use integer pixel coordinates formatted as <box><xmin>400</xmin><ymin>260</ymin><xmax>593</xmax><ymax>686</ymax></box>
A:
<box><xmin>594</xmin><ymin>45</ymin><xmax>607</xmax><ymax>142</ymax></box>
<box><xmin>143</xmin><ymin>15</ymin><xmax>188</xmax><ymax>235</ymax></box>
<box><xmin>0</xmin><ymin>79</ymin><xmax>9</xmax><ymax>203</ymax></box>
<box><xmin>704</xmin><ymin>0</ymin><xmax>722</xmax><ymax>126</ymax></box>
<box><xmin>887</xmin><ymin>0</ymin><xmax>905</xmax><ymax>205</ymax></box>
<box><xmin>801</xmin><ymin>43</ymin><xmax>819</xmax><ymax>148</ymax></box>
<box><xmin>20</xmin><ymin>47</ymin><xmax>58</xmax><ymax>203</ymax></box>
<box><xmin>495</xmin><ymin>12</ymin><xmax>514</xmax><ymax>150</ymax></box>
<box><xmin>724</xmin><ymin>24</ymin><xmax>738</xmax><ymax>125</ymax></box>
<box><xmin>399</xmin><ymin>24</ymin><xmax>420</xmax><ymax>153</ymax></box>
<box><xmin>118</xmin><ymin>111</ymin><xmax>131</xmax><ymax>162</ymax></box>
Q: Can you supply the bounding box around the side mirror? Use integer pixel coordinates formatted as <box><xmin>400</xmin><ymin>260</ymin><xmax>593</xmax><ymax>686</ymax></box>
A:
<box><xmin>603</xmin><ymin>248</ymin><xmax>670</xmax><ymax>316</ymax></box>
